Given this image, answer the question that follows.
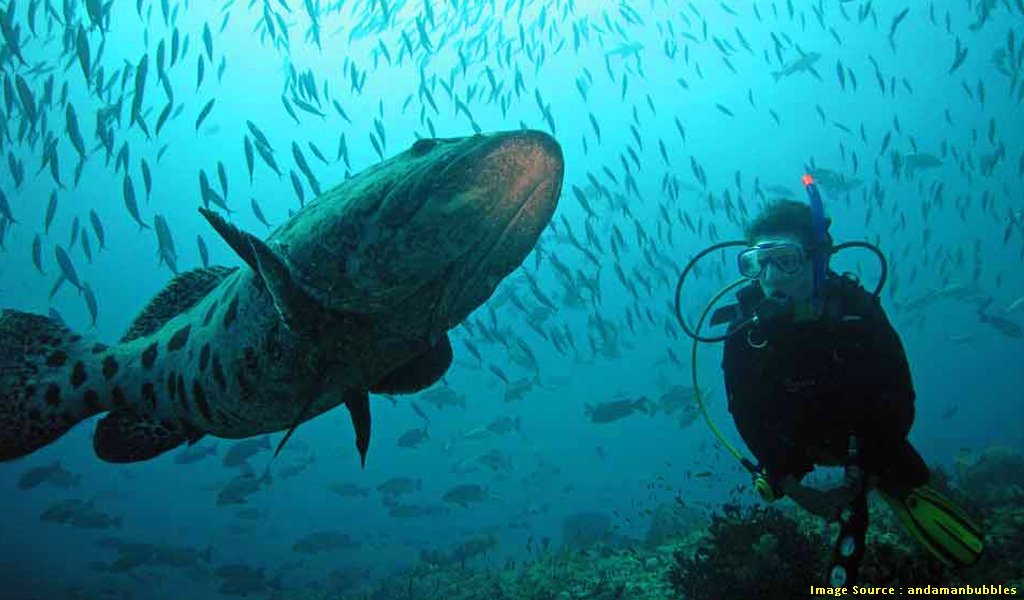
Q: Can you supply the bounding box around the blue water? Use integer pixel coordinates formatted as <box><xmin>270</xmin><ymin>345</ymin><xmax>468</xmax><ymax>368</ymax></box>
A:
<box><xmin>1</xmin><ymin>0</ymin><xmax>1022</xmax><ymax>597</ymax></box>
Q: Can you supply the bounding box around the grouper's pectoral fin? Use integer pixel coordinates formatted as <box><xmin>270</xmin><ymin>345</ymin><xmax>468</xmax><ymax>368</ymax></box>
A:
<box><xmin>198</xmin><ymin>207</ymin><xmax>320</xmax><ymax>334</ymax></box>
<box><xmin>369</xmin><ymin>334</ymin><xmax>453</xmax><ymax>395</ymax></box>
<box><xmin>344</xmin><ymin>389</ymin><xmax>371</xmax><ymax>469</ymax></box>
<box><xmin>273</xmin><ymin>395</ymin><xmax>319</xmax><ymax>459</ymax></box>
<box><xmin>94</xmin><ymin>412</ymin><xmax>203</xmax><ymax>463</ymax></box>
<box><xmin>274</xmin><ymin>389</ymin><xmax>372</xmax><ymax>467</ymax></box>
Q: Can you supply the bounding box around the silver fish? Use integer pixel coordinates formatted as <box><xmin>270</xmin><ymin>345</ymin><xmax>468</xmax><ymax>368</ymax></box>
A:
<box><xmin>53</xmin><ymin>245</ymin><xmax>82</xmax><ymax>293</ymax></box>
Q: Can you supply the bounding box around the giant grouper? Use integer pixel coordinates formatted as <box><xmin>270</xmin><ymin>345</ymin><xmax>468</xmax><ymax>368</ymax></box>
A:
<box><xmin>0</xmin><ymin>130</ymin><xmax>563</xmax><ymax>466</ymax></box>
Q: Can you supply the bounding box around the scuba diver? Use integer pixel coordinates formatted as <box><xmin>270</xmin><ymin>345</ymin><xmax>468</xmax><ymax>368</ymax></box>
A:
<box><xmin>674</xmin><ymin>176</ymin><xmax>984</xmax><ymax>587</ymax></box>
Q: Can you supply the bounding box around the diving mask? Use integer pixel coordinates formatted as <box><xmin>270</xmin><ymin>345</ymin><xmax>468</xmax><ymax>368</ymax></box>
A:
<box><xmin>737</xmin><ymin>242</ymin><xmax>806</xmax><ymax>279</ymax></box>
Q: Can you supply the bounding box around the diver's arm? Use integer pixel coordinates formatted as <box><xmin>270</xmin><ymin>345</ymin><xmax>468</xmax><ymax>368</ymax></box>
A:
<box><xmin>781</xmin><ymin>436</ymin><xmax>866</xmax><ymax>520</ymax></box>
<box><xmin>778</xmin><ymin>476</ymin><xmax>829</xmax><ymax>516</ymax></box>
<box><xmin>779</xmin><ymin>475</ymin><xmax>860</xmax><ymax>521</ymax></box>
<box><xmin>723</xmin><ymin>339</ymin><xmax>805</xmax><ymax>493</ymax></box>
<box><xmin>728</xmin><ymin>399</ymin><xmax>808</xmax><ymax>500</ymax></box>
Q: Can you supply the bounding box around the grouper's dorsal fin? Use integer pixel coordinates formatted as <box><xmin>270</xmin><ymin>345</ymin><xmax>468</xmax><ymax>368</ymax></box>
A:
<box><xmin>122</xmin><ymin>266</ymin><xmax>238</xmax><ymax>342</ymax></box>
<box><xmin>246</xmin><ymin>234</ymin><xmax>323</xmax><ymax>333</ymax></box>
<box><xmin>199</xmin><ymin>207</ymin><xmax>323</xmax><ymax>333</ymax></box>
<box><xmin>198</xmin><ymin>207</ymin><xmax>259</xmax><ymax>272</ymax></box>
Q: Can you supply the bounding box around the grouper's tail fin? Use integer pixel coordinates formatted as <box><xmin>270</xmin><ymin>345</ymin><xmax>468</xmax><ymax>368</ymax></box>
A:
<box><xmin>0</xmin><ymin>309</ymin><xmax>108</xmax><ymax>461</ymax></box>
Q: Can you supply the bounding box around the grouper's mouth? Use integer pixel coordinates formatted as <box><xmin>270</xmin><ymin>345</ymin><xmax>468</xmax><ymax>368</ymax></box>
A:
<box><xmin>277</xmin><ymin>130</ymin><xmax>562</xmax><ymax>327</ymax></box>
<box><xmin>431</xmin><ymin>174</ymin><xmax>556</xmax><ymax>333</ymax></box>
<box><xmin>461</xmin><ymin>176</ymin><xmax>552</xmax><ymax>289</ymax></box>
<box><xmin>429</xmin><ymin>132</ymin><xmax>563</xmax><ymax>333</ymax></box>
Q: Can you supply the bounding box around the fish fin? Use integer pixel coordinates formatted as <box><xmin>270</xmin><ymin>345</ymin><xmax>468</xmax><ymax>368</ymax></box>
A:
<box><xmin>121</xmin><ymin>266</ymin><xmax>237</xmax><ymax>342</ymax></box>
<box><xmin>93</xmin><ymin>412</ymin><xmax>196</xmax><ymax>463</ymax></box>
<box><xmin>273</xmin><ymin>397</ymin><xmax>319</xmax><ymax>458</ymax></box>
<box><xmin>198</xmin><ymin>207</ymin><xmax>260</xmax><ymax>272</ymax></box>
<box><xmin>203</xmin><ymin>205</ymin><xmax>326</xmax><ymax>332</ymax></box>
<box><xmin>369</xmin><ymin>334</ymin><xmax>452</xmax><ymax>394</ymax></box>
<box><xmin>344</xmin><ymin>389</ymin><xmax>372</xmax><ymax>468</ymax></box>
<box><xmin>245</xmin><ymin>234</ymin><xmax>324</xmax><ymax>333</ymax></box>
<box><xmin>0</xmin><ymin>309</ymin><xmax>107</xmax><ymax>461</ymax></box>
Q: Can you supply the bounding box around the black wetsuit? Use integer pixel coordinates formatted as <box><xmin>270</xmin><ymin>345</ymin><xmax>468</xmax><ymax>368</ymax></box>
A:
<box><xmin>722</xmin><ymin>272</ymin><xmax>930</xmax><ymax>499</ymax></box>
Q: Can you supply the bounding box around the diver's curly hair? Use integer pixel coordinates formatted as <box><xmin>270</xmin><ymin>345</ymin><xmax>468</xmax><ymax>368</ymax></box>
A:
<box><xmin>744</xmin><ymin>199</ymin><xmax>832</xmax><ymax>256</ymax></box>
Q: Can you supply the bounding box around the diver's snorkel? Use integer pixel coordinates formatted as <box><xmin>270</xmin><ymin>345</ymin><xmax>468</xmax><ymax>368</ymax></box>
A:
<box><xmin>673</xmin><ymin>174</ymin><xmax>890</xmax><ymax>502</ymax></box>
<box><xmin>805</xmin><ymin>174</ymin><xmax>828</xmax><ymax>315</ymax></box>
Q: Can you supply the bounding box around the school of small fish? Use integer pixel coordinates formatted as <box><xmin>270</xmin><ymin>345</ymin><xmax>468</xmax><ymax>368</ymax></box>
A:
<box><xmin>1</xmin><ymin>0</ymin><xmax>1022</xmax><ymax>596</ymax></box>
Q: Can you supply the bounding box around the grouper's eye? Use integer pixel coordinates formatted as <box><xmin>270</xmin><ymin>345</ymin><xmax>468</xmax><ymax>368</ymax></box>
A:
<box><xmin>410</xmin><ymin>138</ymin><xmax>438</xmax><ymax>156</ymax></box>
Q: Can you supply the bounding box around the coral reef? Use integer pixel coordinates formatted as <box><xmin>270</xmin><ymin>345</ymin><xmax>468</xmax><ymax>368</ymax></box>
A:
<box><xmin>289</xmin><ymin>452</ymin><xmax>1024</xmax><ymax>600</ymax></box>
<box><xmin>561</xmin><ymin>511</ymin><xmax>615</xmax><ymax>550</ymax></box>
<box><xmin>319</xmin><ymin>544</ymin><xmax>679</xmax><ymax>600</ymax></box>
<box><xmin>644</xmin><ymin>501</ymin><xmax>708</xmax><ymax>546</ymax></box>
<box><xmin>666</xmin><ymin>502</ymin><xmax>826</xmax><ymax>599</ymax></box>
<box><xmin>956</xmin><ymin>447</ymin><xmax>1024</xmax><ymax>510</ymax></box>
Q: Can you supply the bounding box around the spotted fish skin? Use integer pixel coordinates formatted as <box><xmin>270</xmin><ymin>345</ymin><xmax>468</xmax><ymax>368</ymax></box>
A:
<box><xmin>0</xmin><ymin>130</ymin><xmax>563</xmax><ymax>464</ymax></box>
<box><xmin>0</xmin><ymin>312</ymin><xmax>111</xmax><ymax>459</ymax></box>
<box><xmin>100</xmin><ymin>267</ymin><xmax>380</xmax><ymax>439</ymax></box>
<box><xmin>0</xmin><ymin>267</ymin><xmax>361</xmax><ymax>462</ymax></box>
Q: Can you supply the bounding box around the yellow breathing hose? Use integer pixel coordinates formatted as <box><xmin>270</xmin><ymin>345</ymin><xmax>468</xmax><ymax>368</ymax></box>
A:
<box><xmin>689</xmin><ymin>277</ymin><xmax>757</xmax><ymax>470</ymax></box>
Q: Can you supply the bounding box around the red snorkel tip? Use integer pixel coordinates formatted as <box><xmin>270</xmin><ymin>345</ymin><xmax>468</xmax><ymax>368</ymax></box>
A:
<box><xmin>801</xmin><ymin>174</ymin><xmax>814</xmax><ymax>186</ymax></box>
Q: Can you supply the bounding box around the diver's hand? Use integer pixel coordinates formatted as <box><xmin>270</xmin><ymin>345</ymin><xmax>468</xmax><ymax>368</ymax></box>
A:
<box><xmin>816</xmin><ymin>483</ymin><xmax>860</xmax><ymax>521</ymax></box>
<box><xmin>792</xmin><ymin>486</ymin><xmax>836</xmax><ymax>520</ymax></box>
<box><xmin>780</xmin><ymin>477</ymin><xmax>859</xmax><ymax>522</ymax></box>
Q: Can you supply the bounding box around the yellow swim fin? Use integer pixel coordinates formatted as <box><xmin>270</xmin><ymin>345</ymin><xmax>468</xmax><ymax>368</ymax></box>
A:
<box><xmin>880</xmin><ymin>484</ymin><xmax>984</xmax><ymax>567</ymax></box>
